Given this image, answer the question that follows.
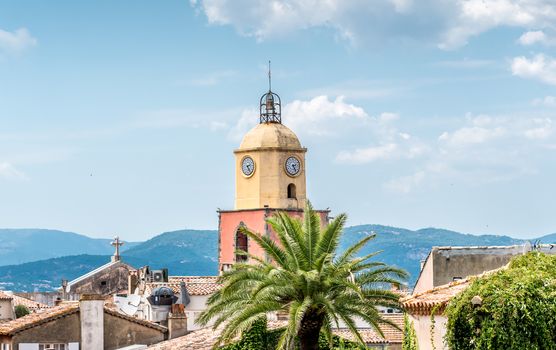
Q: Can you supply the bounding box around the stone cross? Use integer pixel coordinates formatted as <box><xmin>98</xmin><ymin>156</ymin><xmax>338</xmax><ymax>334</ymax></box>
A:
<box><xmin>111</xmin><ymin>236</ymin><xmax>124</xmax><ymax>261</ymax></box>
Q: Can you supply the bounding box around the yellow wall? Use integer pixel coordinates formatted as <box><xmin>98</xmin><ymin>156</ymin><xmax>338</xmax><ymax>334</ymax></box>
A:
<box><xmin>235</xmin><ymin>147</ymin><xmax>307</xmax><ymax>210</ymax></box>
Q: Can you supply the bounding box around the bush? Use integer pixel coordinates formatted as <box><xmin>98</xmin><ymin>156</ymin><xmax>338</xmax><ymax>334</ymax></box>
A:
<box><xmin>14</xmin><ymin>304</ymin><xmax>30</xmax><ymax>318</ymax></box>
<box><xmin>445</xmin><ymin>252</ymin><xmax>556</xmax><ymax>350</ymax></box>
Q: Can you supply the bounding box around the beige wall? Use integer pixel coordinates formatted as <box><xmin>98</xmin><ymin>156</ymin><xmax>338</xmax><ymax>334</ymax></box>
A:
<box><xmin>432</xmin><ymin>246</ymin><xmax>525</xmax><ymax>288</ymax></box>
<box><xmin>0</xmin><ymin>299</ymin><xmax>14</xmax><ymax>320</ymax></box>
<box><xmin>409</xmin><ymin>314</ymin><xmax>447</xmax><ymax>350</ymax></box>
<box><xmin>235</xmin><ymin>148</ymin><xmax>307</xmax><ymax>210</ymax></box>
<box><xmin>104</xmin><ymin>313</ymin><xmax>165</xmax><ymax>350</ymax></box>
<box><xmin>414</xmin><ymin>245</ymin><xmax>531</xmax><ymax>293</ymax></box>
<box><xmin>185</xmin><ymin>295</ymin><xmax>210</xmax><ymax>331</ymax></box>
<box><xmin>12</xmin><ymin>313</ymin><xmax>81</xmax><ymax>349</ymax></box>
<box><xmin>413</xmin><ymin>254</ymin><xmax>434</xmax><ymax>294</ymax></box>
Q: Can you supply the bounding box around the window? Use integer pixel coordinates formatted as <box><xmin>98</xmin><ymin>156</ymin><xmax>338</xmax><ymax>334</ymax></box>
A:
<box><xmin>100</xmin><ymin>281</ymin><xmax>107</xmax><ymax>286</ymax></box>
<box><xmin>1</xmin><ymin>344</ymin><xmax>11</xmax><ymax>350</ymax></box>
<box><xmin>235</xmin><ymin>227</ymin><xmax>248</xmax><ymax>263</ymax></box>
<box><xmin>287</xmin><ymin>183</ymin><xmax>296</xmax><ymax>199</ymax></box>
<box><xmin>39</xmin><ymin>345</ymin><xmax>66</xmax><ymax>350</ymax></box>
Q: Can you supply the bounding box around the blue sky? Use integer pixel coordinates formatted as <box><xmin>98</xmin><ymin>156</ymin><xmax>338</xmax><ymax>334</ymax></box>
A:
<box><xmin>1</xmin><ymin>0</ymin><xmax>555</xmax><ymax>240</ymax></box>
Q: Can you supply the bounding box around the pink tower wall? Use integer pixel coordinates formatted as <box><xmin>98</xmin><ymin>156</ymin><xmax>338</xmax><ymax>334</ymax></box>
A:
<box><xmin>218</xmin><ymin>208</ymin><xmax>330</xmax><ymax>272</ymax></box>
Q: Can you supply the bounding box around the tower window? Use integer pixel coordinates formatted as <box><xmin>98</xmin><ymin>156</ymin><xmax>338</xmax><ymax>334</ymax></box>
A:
<box><xmin>287</xmin><ymin>183</ymin><xmax>296</xmax><ymax>199</ymax></box>
<box><xmin>235</xmin><ymin>228</ymin><xmax>248</xmax><ymax>263</ymax></box>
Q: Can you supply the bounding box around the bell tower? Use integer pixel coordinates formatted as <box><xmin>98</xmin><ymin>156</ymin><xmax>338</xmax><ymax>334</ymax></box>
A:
<box><xmin>234</xmin><ymin>86</ymin><xmax>307</xmax><ymax>210</ymax></box>
<box><xmin>218</xmin><ymin>69</ymin><xmax>329</xmax><ymax>273</ymax></box>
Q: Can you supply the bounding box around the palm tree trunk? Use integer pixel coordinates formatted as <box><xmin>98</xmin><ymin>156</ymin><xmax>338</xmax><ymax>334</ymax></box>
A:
<box><xmin>298</xmin><ymin>311</ymin><xmax>324</xmax><ymax>350</ymax></box>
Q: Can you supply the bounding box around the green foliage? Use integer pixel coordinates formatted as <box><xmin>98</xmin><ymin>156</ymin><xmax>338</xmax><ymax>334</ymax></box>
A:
<box><xmin>402</xmin><ymin>314</ymin><xmax>418</xmax><ymax>350</ymax></box>
<box><xmin>220</xmin><ymin>318</ymin><xmax>362</xmax><ymax>350</ymax></box>
<box><xmin>445</xmin><ymin>252</ymin><xmax>556</xmax><ymax>350</ymax></box>
<box><xmin>198</xmin><ymin>201</ymin><xmax>407</xmax><ymax>350</ymax></box>
<box><xmin>14</xmin><ymin>304</ymin><xmax>30</xmax><ymax>318</ymax></box>
<box><xmin>220</xmin><ymin>317</ymin><xmax>270</xmax><ymax>350</ymax></box>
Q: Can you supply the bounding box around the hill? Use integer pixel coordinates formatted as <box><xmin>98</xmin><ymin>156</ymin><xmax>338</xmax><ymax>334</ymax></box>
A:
<box><xmin>0</xmin><ymin>226</ymin><xmax>554</xmax><ymax>292</ymax></box>
<box><xmin>0</xmin><ymin>229</ymin><xmax>219</xmax><ymax>291</ymax></box>
<box><xmin>0</xmin><ymin>229</ymin><xmax>139</xmax><ymax>266</ymax></box>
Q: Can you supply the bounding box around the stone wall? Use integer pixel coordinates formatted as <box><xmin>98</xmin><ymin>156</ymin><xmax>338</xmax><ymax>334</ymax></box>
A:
<box><xmin>70</xmin><ymin>262</ymin><xmax>133</xmax><ymax>296</ymax></box>
<box><xmin>104</xmin><ymin>312</ymin><xmax>165</xmax><ymax>350</ymax></box>
<box><xmin>11</xmin><ymin>313</ymin><xmax>81</xmax><ymax>348</ymax></box>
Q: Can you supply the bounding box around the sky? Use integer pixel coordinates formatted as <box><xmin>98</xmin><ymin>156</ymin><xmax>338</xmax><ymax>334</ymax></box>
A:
<box><xmin>1</xmin><ymin>0</ymin><xmax>555</xmax><ymax>241</ymax></box>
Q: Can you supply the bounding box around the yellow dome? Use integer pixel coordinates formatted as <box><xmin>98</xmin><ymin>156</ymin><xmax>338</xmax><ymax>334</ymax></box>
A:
<box><xmin>239</xmin><ymin>123</ymin><xmax>302</xmax><ymax>149</ymax></box>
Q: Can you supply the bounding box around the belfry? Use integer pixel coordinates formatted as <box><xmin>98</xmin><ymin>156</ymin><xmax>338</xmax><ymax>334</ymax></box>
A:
<box><xmin>218</xmin><ymin>74</ymin><xmax>330</xmax><ymax>272</ymax></box>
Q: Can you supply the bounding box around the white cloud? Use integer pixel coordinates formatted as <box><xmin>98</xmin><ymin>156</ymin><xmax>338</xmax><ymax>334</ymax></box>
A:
<box><xmin>190</xmin><ymin>0</ymin><xmax>556</xmax><ymax>49</ymax></box>
<box><xmin>0</xmin><ymin>28</ymin><xmax>37</xmax><ymax>54</ymax></box>
<box><xmin>227</xmin><ymin>108</ymin><xmax>258</xmax><ymax>140</ymax></box>
<box><xmin>518</xmin><ymin>30</ymin><xmax>548</xmax><ymax>45</ymax></box>
<box><xmin>0</xmin><ymin>162</ymin><xmax>26</xmax><ymax>180</ymax></box>
<box><xmin>283</xmin><ymin>95</ymin><xmax>369</xmax><ymax>136</ymax></box>
<box><xmin>436</xmin><ymin>58</ymin><xmax>495</xmax><ymax>68</ymax></box>
<box><xmin>336</xmin><ymin>143</ymin><xmax>398</xmax><ymax>163</ymax></box>
<box><xmin>439</xmin><ymin>126</ymin><xmax>506</xmax><ymax>146</ymax></box>
<box><xmin>228</xmin><ymin>95</ymin><xmax>371</xmax><ymax>140</ymax></box>
<box><xmin>384</xmin><ymin>171</ymin><xmax>425</xmax><ymax>194</ymax></box>
<box><xmin>511</xmin><ymin>54</ymin><xmax>556</xmax><ymax>85</ymax></box>
<box><xmin>532</xmin><ymin>96</ymin><xmax>556</xmax><ymax>107</ymax></box>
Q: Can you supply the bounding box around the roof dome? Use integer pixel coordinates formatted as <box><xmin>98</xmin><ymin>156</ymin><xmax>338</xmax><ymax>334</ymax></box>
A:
<box><xmin>239</xmin><ymin>122</ymin><xmax>302</xmax><ymax>150</ymax></box>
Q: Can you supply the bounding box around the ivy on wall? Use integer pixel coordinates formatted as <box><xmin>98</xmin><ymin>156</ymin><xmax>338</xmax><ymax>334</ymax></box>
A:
<box><xmin>402</xmin><ymin>313</ymin><xmax>419</xmax><ymax>350</ymax></box>
<box><xmin>445</xmin><ymin>252</ymin><xmax>556</xmax><ymax>350</ymax></box>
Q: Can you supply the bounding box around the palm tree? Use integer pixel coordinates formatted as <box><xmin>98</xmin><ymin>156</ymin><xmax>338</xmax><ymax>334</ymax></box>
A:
<box><xmin>197</xmin><ymin>202</ymin><xmax>407</xmax><ymax>350</ymax></box>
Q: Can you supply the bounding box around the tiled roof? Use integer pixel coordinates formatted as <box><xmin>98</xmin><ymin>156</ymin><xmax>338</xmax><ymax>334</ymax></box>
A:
<box><xmin>104</xmin><ymin>308</ymin><xmax>167</xmax><ymax>332</ymax></box>
<box><xmin>402</xmin><ymin>279</ymin><xmax>471</xmax><ymax>315</ymax></box>
<box><xmin>0</xmin><ymin>291</ymin><xmax>13</xmax><ymax>300</ymax></box>
<box><xmin>0</xmin><ymin>303</ymin><xmax>80</xmax><ymax>336</ymax></box>
<box><xmin>0</xmin><ymin>301</ymin><xmax>166</xmax><ymax>336</ymax></box>
<box><xmin>403</xmin><ymin>265</ymin><xmax>507</xmax><ymax>316</ymax></box>
<box><xmin>148</xmin><ymin>325</ymin><xmax>223</xmax><ymax>350</ymax></box>
<box><xmin>378</xmin><ymin>313</ymin><xmax>404</xmax><ymax>343</ymax></box>
<box><xmin>11</xmin><ymin>294</ymin><xmax>49</xmax><ymax>311</ymax></box>
<box><xmin>144</xmin><ymin>276</ymin><xmax>221</xmax><ymax>296</ymax></box>
<box><xmin>148</xmin><ymin>314</ymin><xmax>404</xmax><ymax>349</ymax></box>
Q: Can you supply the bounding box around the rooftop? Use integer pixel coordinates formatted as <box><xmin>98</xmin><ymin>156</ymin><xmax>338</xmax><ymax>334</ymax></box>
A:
<box><xmin>402</xmin><ymin>279</ymin><xmax>471</xmax><ymax>315</ymax></box>
<box><xmin>148</xmin><ymin>313</ymin><xmax>404</xmax><ymax>349</ymax></box>
<box><xmin>403</xmin><ymin>266</ymin><xmax>506</xmax><ymax>315</ymax></box>
<box><xmin>144</xmin><ymin>276</ymin><xmax>221</xmax><ymax>296</ymax></box>
<box><xmin>0</xmin><ymin>301</ymin><xmax>166</xmax><ymax>336</ymax></box>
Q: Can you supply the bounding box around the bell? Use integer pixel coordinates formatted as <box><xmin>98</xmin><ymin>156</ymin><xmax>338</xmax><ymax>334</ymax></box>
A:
<box><xmin>265</xmin><ymin>93</ymin><xmax>275</xmax><ymax>111</ymax></box>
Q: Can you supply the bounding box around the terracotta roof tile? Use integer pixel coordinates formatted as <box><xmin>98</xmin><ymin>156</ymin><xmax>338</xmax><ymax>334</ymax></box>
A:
<box><xmin>0</xmin><ymin>291</ymin><xmax>13</xmax><ymax>301</ymax></box>
<box><xmin>104</xmin><ymin>308</ymin><xmax>167</xmax><ymax>332</ymax></box>
<box><xmin>145</xmin><ymin>276</ymin><xmax>221</xmax><ymax>296</ymax></box>
<box><xmin>11</xmin><ymin>294</ymin><xmax>49</xmax><ymax>311</ymax></box>
<box><xmin>402</xmin><ymin>279</ymin><xmax>470</xmax><ymax>315</ymax></box>
<box><xmin>0</xmin><ymin>303</ymin><xmax>79</xmax><ymax>336</ymax></box>
<box><xmin>149</xmin><ymin>314</ymin><xmax>404</xmax><ymax>349</ymax></box>
<box><xmin>0</xmin><ymin>302</ymin><xmax>166</xmax><ymax>336</ymax></box>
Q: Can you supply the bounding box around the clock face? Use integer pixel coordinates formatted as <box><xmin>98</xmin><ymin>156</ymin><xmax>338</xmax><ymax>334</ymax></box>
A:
<box><xmin>285</xmin><ymin>156</ymin><xmax>301</xmax><ymax>176</ymax></box>
<box><xmin>241</xmin><ymin>156</ymin><xmax>255</xmax><ymax>177</ymax></box>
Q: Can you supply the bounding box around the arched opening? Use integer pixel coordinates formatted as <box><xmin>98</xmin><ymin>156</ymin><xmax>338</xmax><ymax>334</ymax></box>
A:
<box><xmin>235</xmin><ymin>227</ymin><xmax>248</xmax><ymax>263</ymax></box>
<box><xmin>287</xmin><ymin>183</ymin><xmax>296</xmax><ymax>199</ymax></box>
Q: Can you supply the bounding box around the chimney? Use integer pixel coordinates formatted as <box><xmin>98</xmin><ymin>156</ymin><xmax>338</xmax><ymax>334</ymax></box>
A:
<box><xmin>80</xmin><ymin>294</ymin><xmax>104</xmax><ymax>350</ymax></box>
<box><xmin>178</xmin><ymin>282</ymin><xmax>191</xmax><ymax>307</ymax></box>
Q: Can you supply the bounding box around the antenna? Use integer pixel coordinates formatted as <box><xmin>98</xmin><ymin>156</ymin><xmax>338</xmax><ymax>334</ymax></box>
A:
<box><xmin>268</xmin><ymin>60</ymin><xmax>271</xmax><ymax>91</ymax></box>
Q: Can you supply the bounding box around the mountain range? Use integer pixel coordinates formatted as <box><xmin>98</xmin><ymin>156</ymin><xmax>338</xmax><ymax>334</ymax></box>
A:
<box><xmin>0</xmin><ymin>227</ymin><xmax>554</xmax><ymax>292</ymax></box>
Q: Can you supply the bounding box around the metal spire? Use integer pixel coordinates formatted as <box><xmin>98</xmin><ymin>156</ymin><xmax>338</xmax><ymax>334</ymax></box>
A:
<box><xmin>268</xmin><ymin>60</ymin><xmax>272</xmax><ymax>91</ymax></box>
